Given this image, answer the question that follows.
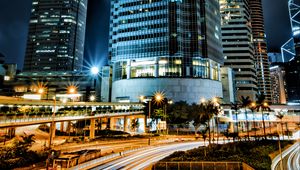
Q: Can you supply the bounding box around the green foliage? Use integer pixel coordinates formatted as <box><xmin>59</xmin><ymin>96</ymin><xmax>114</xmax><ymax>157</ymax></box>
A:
<box><xmin>161</xmin><ymin>140</ymin><xmax>294</xmax><ymax>170</ymax></box>
<box><xmin>167</xmin><ymin>101</ymin><xmax>190</xmax><ymax>126</ymax></box>
<box><xmin>0</xmin><ymin>133</ymin><xmax>48</xmax><ymax>169</ymax></box>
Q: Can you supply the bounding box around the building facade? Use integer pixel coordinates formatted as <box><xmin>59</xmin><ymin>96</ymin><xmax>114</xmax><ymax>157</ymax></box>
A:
<box><xmin>24</xmin><ymin>0</ymin><xmax>88</xmax><ymax>72</ymax></box>
<box><xmin>284</xmin><ymin>0</ymin><xmax>300</xmax><ymax>104</ymax></box>
<box><xmin>220</xmin><ymin>0</ymin><xmax>257</xmax><ymax>101</ymax></box>
<box><xmin>270</xmin><ymin>65</ymin><xmax>287</xmax><ymax>104</ymax></box>
<box><xmin>249</xmin><ymin>0</ymin><xmax>272</xmax><ymax>101</ymax></box>
<box><xmin>109</xmin><ymin>0</ymin><xmax>224</xmax><ymax>103</ymax></box>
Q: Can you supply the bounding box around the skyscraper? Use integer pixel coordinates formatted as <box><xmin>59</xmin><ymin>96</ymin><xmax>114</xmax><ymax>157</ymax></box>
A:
<box><xmin>109</xmin><ymin>0</ymin><xmax>224</xmax><ymax>103</ymax></box>
<box><xmin>220</xmin><ymin>0</ymin><xmax>258</xmax><ymax>101</ymax></box>
<box><xmin>24</xmin><ymin>0</ymin><xmax>88</xmax><ymax>72</ymax></box>
<box><xmin>284</xmin><ymin>0</ymin><xmax>300</xmax><ymax>103</ymax></box>
<box><xmin>249</xmin><ymin>0</ymin><xmax>272</xmax><ymax>102</ymax></box>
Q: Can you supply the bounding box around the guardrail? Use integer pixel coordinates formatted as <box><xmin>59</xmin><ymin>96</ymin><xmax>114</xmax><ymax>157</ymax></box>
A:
<box><xmin>0</xmin><ymin>111</ymin><xmax>143</xmax><ymax>128</ymax></box>
<box><xmin>69</xmin><ymin>145</ymin><xmax>152</xmax><ymax>170</ymax></box>
<box><xmin>271</xmin><ymin>141</ymin><xmax>300</xmax><ymax>170</ymax></box>
<box><xmin>151</xmin><ymin>161</ymin><xmax>254</xmax><ymax>170</ymax></box>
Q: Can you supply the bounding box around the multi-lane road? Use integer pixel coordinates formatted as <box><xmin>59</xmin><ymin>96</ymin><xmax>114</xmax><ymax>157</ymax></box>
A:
<box><xmin>272</xmin><ymin>141</ymin><xmax>300</xmax><ymax>170</ymax></box>
<box><xmin>90</xmin><ymin>142</ymin><xmax>203</xmax><ymax>170</ymax></box>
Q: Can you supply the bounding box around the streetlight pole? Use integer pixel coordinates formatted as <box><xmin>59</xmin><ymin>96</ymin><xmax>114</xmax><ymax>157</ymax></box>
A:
<box><xmin>91</xmin><ymin>66</ymin><xmax>100</xmax><ymax>101</ymax></box>
<box><xmin>49</xmin><ymin>96</ymin><xmax>56</xmax><ymax>148</ymax></box>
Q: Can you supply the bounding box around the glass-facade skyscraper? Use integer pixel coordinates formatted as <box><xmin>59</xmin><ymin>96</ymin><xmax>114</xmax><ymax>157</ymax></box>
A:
<box><xmin>109</xmin><ymin>0</ymin><xmax>224</xmax><ymax>103</ymax></box>
<box><xmin>220</xmin><ymin>0</ymin><xmax>258</xmax><ymax>101</ymax></box>
<box><xmin>24</xmin><ymin>0</ymin><xmax>88</xmax><ymax>72</ymax></box>
<box><xmin>284</xmin><ymin>0</ymin><xmax>300</xmax><ymax>103</ymax></box>
<box><xmin>249</xmin><ymin>0</ymin><xmax>272</xmax><ymax>102</ymax></box>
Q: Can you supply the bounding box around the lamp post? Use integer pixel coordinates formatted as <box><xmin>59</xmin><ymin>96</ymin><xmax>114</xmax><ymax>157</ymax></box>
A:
<box><xmin>48</xmin><ymin>96</ymin><xmax>56</xmax><ymax>148</ymax></box>
<box><xmin>91</xmin><ymin>66</ymin><xmax>99</xmax><ymax>101</ymax></box>
<box><xmin>250</xmin><ymin>102</ymin><xmax>256</xmax><ymax>140</ymax></box>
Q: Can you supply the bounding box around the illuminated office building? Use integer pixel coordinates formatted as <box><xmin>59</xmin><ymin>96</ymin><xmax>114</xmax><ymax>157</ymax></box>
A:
<box><xmin>284</xmin><ymin>0</ymin><xmax>300</xmax><ymax>103</ymax></box>
<box><xmin>109</xmin><ymin>0</ymin><xmax>224</xmax><ymax>103</ymax></box>
<box><xmin>249</xmin><ymin>0</ymin><xmax>272</xmax><ymax>101</ymax></box>
<box><xmin>220</xmin><ymin>0</ymin><xmax>257</xmax><ymax>101</ymax></box>
<box><xmin>24</xmin><ymin>0</ymin><xmax>88</xmax><ymax>72</ymax></box>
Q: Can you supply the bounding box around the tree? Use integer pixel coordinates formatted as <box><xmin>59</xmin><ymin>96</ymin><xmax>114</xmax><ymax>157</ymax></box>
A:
<box><xmin>254</xmin><ymin>94</ymin><xmax>271</xmax><ymax>140</ymax></box>
<box><xmin>240</xmin><ymin>96</ymin><xmax>252</xmax><ymax>140</ymax></box>
<box><xmin>14</xmin><ymin>133</ymin><xmax>35</xmax><ymax>157</ymax></box>
<box><xmin>275</xmin><ymin>112</ymin><xmax>284</xmax><ymax>140</ymax></box>
<box><xmin>167</xmin><ymin>101</ymin><xmax>190</xmax><ymax>127</ymax></box>
<box><xmin>191</xmin><ymin>100</ymin><xmax>220</xmax><ymax>146</ymax></box>
<box><xmin>231</xmin><ymin>102</ymin><xmax>240</xmax><ymax>140</ymax></box>
<box><xmin>131</xmin><ymin>119</ymin><xmax>139</xmax><ymax>132</ymax></box>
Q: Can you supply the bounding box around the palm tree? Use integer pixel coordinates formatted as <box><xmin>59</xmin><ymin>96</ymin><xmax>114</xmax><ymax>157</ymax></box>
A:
<box><xmin>255</xmin><ymin>94</ymin><xmax>271</xmax><ymax>140</ymax></box>
<box><xmin>231</xmin><ymin>102</ymin><xmax>240</xmax><ymax>140</ymax></box>
<box><xmin>240</xmin><ymin>96</ymin><xmax>251</xmax><ymax>140</ymax></box>
<box><xmin>250</xmin><ymin>103</ymin><xmax>257</xmax><ymax>140</ymax></box>
<box><xmin>275</xmin><ymin>112</ymin><xmax>284</xmax><ymax>140</ymax></box>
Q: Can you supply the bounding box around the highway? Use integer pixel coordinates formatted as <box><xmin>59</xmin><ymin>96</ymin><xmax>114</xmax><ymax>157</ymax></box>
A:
<box><xmin>90</xmin><ymin>142</ymin><xmax>202</xmax><ymax>170</ymax></box>
<box><xmin>272</xmin><ymin>141</ymin><xmax>300</xmax><ymax>170</ymax></box>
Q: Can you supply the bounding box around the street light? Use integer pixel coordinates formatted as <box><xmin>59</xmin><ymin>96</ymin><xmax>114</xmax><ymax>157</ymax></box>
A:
<box><xmin>91</xmin><ymin>66</ymin><xmax>99</xmax><ymax>75</ymax></box>
<box><xmin>90</xmin><ymin>95</ymin><xmax>96</xmax><ymax>102</ymax></box>
<box><xmin>38</xmin><ymin>88</ymin><xmax>44</xmax><ymax>95</ymax></box>
<box><xmin>67</xmin><ymin>85</ymin><xmax>77</xmax><ymax>94</ymax></box>
<box><xmin>91</xmin><ymin>66</ymin><xmax>99</xmax><ymax>101</ymax></box>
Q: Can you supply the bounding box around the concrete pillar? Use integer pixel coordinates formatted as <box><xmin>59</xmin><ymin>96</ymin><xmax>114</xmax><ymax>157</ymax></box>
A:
<box><xmin>66</xmin><ymin>121</ymin><xmax>71</xmax><ymax>134</ymax></box>
<box><xmin>127</xmin><ymin>59</ymin><xmax>131</xmax><ymax>79</ymax></box>
<box><xmin>60</xmin><ymin>122</ymin><xmax>65</xmax><ymax>132</ymax></box>
<box><xmin>154</xmin><ymin>57</ymin><xmax>159</xmax><ymax>77</ymax></box>
<box><xmin>8</xmin><ymin>128</ymin><xmax>15</xmax><ymax>138</ymax></box>
<box><xmin>90</xmin><ymin>118</ymin><xmax>96</xmax><ymax>139</ymax></box>
<box><xmin>49</xmin><ymin>122</ymin><xmax>56</xmax><ymax>147</ymax></box>
<box><xmin>124</xmin><ymin>116</ymin><xmax>128</xmax><ymax>132</ymax></box>
<box><xmin>110</xmin><ymin>117</ymin><xmax>115</xmax><ymax>130</ymax></box>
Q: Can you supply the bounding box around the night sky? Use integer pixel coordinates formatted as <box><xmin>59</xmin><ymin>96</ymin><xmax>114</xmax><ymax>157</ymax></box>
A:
<box><xmin>0</xmin><ymin>0</ymin><xmax>292</xmax><ymax>71</ymax></box>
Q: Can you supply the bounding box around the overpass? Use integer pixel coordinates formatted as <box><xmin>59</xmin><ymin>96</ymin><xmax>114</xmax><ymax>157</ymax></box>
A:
<box><xmin>0</xmin><ymin>96</ymin><xmax>146</xmax><ymax>143</ymax></box>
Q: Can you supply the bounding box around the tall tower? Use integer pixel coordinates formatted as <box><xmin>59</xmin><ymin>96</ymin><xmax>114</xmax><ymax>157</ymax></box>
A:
<box><xmin>249</xmin><ymin>0</ymin><xmax>272</xmax><ymax>102</ymax></box>
<box><xmin>109</xmin><ymin>0</ymin><xmax>224</xmax><ymax>103</ymax></box>
<box><xmin>24</xmin><ymin>0</ymin><xmax>88</xmax><ymax>72</ymax></box>
<box><xmin>284</xmin><ymin>0</ymin><xmax>300</xmax><ymax>103</ymax></box>
<box><xmin>220</xmin><ymin>0</ymin><xmax>258</xmax><ymax>101</ymax></box>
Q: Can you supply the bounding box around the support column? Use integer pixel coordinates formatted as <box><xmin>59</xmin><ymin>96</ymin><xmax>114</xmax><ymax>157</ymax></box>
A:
<box><xmin>8</xmin><ymin>128</ymin><xmax>15</xmax><ymax>138</ymax></box>
<box><xmin>154</xmin><ymin>57</ymin><xmax>159</xmax><ymax>77</ymax></box>
<box><xmin>110</xmin><ymin>117</ymin><xmax>115</xmax><ymax>130</ymax></box>
<box><xmin>90</xmin><ymin>118</ymin><xmax>96</xmax><ymax>139</ymax></box>
<box><xmin>60</xmin><ymin>122</ymin><xmax>65</xmax><ymax>132</ymax></box>
<box><xmin>66</xmin><ymin>121</ymin><xmax>71</xmax><ymax>134</ymax></box>
<box><xmin>127</xmin><ymin>59</ymin><xmax>131</xmax><ymax>79</ymax></box>
<box><xmin>124</xmin><ymin>116</ymin><xmax>128</xmax><ymax>132</ymax></box>
<box><xmin>49</xmin><ymin>122</ymin><xmax>56</xmax><ymax>147</ymax></box>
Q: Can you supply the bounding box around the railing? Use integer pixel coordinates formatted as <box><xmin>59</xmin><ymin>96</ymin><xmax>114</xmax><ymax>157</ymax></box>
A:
<box><xmin>0</xmin><ymin>111</ymin><xmax>144</xmax><ymax>128</ymax></box>
<box><xmin>150</xmin><ymin>161</ymin><xmax>254</xmax><ymax>170</ymax></box>
<box><xmin>69</xmin><ymin>146</ymin><xmax>152</xmax><ymax>170</ymax></box>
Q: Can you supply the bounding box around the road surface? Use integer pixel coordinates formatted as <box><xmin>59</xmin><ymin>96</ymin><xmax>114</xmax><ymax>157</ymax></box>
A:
<box><xmin>272</xmin><ymin>141</ymin><xmax>300</xmax><ymax>170</ymax></box>
<box><xmin>90</xmin><ymin>142</ymin><xmax>203</xmax><ymax>170</ymax></box>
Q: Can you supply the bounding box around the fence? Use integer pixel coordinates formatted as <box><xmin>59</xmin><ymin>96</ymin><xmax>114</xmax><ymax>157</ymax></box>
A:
<box><xmin>151</xmin><ymin>161</ymin><xmax>254</xmax><ymax>170</ymax></box>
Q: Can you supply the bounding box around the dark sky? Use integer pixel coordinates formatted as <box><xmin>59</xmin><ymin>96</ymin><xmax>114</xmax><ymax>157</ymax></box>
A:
<box><xmin>0</xmin><ymin>0</ymin><xmax>292</xmax><ymax>71</ymax></box>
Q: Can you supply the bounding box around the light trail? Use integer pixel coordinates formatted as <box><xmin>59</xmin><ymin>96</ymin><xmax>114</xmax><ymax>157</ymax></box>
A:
<box><xmin>91</xmin><ymin>142</ymin><xmax>202</xmax><ymax>170</ymax></box>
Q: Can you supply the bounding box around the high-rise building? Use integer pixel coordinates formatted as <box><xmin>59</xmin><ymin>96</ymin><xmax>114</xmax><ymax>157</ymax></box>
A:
<box><xmin>270</xmin><ymin>65</ymin><xmax>287</xmax><ymax>104</ymax></box>
<box><xmin>284</xmin><ymin>0</ymin><xmax>300</xmax><ymax>104</ymax></box>
<box><xmin>109</xmin><ymin>0</ymin><xmax>224</xmax><ymax>103</ymax></box>
<box><xmin>249</xmin><ymin>0</ymin><xmax>272</xmax><ymax>101</ymax></box>
<box><xmin>24</xmin><ymin>0</ymin><xmax>88</xmax><ymax>72</ymax></box>
<box><xmin>220</xmin><ymin>0</ymin><xmax>257</xmax><ymax>101</ymax></box>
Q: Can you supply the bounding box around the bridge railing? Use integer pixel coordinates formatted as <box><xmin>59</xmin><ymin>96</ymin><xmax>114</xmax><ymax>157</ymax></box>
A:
<box><xmin>150</xmin><ymin>161</ymin><xmax>254</xmax><ymax>170</ymax></box>
<box><xmin>0</xmin><ymin>110</ymin><xmax>144</xmax><ymax>127</ymax></box>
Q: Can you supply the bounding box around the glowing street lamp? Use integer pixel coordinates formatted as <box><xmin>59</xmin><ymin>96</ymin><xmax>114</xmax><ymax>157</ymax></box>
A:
<box><xmin>67</xmin><ymin>85</ymin><xmax>77</xmax><ymax>94</ymax></box>
<box><xmin>38</xmin><ymin>88</ymin><xmax>44</xmax><ymax>94</ymax></box>
<box><xmin>90</xmin><ymin>95</ymin><xmax>96</xmax><ymax>102</ymax></box>
<box><xmin>91</xmin><ymin>66</ymin><xmax>99</xmax><ymax>75</ymax></box>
